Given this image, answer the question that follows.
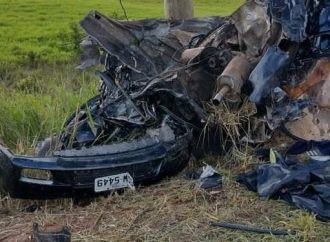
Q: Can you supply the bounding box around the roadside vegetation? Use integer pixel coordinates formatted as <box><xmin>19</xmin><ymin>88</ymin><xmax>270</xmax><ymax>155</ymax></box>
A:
<box><xmin>0</xmin><ymin>0</ymin><xmax>243</xmax><ymax>65</ymax></box>
<box><xmin>0</xmin><ymin>65</ymin><xmax>97</xmax><ymax>152</ymax></box>
<box><xmin>1</xmin><ymin>1</ymin><xmax>330</xmax><ymax>241</ymax></box>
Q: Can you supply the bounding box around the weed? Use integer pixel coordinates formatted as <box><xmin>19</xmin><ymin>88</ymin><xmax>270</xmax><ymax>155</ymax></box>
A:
<box><xmin>25</xmin><ymin>51</ymin><xmax>41</xmax><ymax>68</ymax></box>
<box><xmin>0</xmin><ymin>64</ymin><xmax>97</xmax><ymax>150</ymax></box>
<box><xmin>69</xmin><ymin>23</ymin><xmax>84</xmax><ymax>54</ymax></box>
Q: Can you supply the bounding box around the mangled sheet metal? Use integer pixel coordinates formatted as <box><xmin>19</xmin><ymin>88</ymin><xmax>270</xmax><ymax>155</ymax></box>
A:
<box><xmin>231</xmin><ymin>0</ymin><xmax>270</xmax><ymax>56</ymax></box>
<box><xmin>230</xmin><ymin>0</ymin><xmax>330</xmax><ymax>222</ymax></box>
<box><xmin>78</xmin><ymin>12</ymin><xmax>225</xmax><ymax>75</ymax></box>
<box><xmin>235</xmin><ymin>0</ymin><xmax>330</xmax><ymax>143</ymax></box>
<box><xmin>64</xmin><ymin>1</ymin><xmax>275</xmax><ymax>152</ymax></box>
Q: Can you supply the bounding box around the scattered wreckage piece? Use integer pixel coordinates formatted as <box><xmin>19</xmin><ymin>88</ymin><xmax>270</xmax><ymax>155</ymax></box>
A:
<box><xmin>195</xmin><ymin>165</ymin><xmax>222</xmax><ymax>189</ymax></box>
<box><xmin>266</xmin><ymin>87</ymin><xmax>314</xmax><ymax>130</ymax></box>
<box><xmin>248</xmin><ymin>47</ymin><xmax>290</xmax><ymax>104</ymax></box>
<box><xmin>209</xmin><ymin>221</ymin><xmax>294</xmax><ymax>236</ymax></box>
<box><xmin>282</xmin><ymin>58</ymin><xmax>330</xmax><ymax>141</ymax></box>
<box><xmin>186</xmin><ymin>165</ymin><xmax>222</xmax><ymax>189</ymax></box>
<box><xmin>284</xmin><ymin>59</ymin><xmax>330</xmax><ymax>100</ymax></box>
<box><xmin>231</xmin><ymin>0</ymin><xmax>270</xmax><ymax>56</ymax></box>
<box><xmin>237</xmin><ymin>143</ymin><xmax>330</xmax><ymax>221</ymax></box>
<box><xmin>33</xmin><ymin>223</ymin><xmax>71</xmax><ymax>242</ymax></box>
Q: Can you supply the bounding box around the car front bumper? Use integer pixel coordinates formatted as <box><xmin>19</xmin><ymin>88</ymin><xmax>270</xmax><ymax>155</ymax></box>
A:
<box><xmin>0</xmin><ymin>133</ymin><xmax>191</xmax><ymax>199</ymax></box>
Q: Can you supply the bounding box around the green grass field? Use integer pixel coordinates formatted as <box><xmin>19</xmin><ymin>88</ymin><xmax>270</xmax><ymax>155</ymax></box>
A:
<box><xmin>0</xmin><ymin>0</ymin><xmax>243</xmax><ymax>65</ymax></box>
<box><xmin>1</xmin><ymin>1</ymin><xmax>330</xmax><ymax>241</ymax></box>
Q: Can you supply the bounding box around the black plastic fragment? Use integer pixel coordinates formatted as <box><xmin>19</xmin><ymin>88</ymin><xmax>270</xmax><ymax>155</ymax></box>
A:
<box><xmin>249</xmin><ymin>47</ymin><xmax>290</xmax><ymax>103</ymax></box>
<box><xmin>187</xmin><ymin>165</ymin><xmax>222</xmax><ymax>189</ymax></box>
<box><xmin>238</xmin><ymin>142</ymin><xmax>330</xmax><ymax>221</ymax></box>
<box><xmin>21</xmin><ymin>202</ymin><xmax>38</xmax><ymax>213</ymax></box>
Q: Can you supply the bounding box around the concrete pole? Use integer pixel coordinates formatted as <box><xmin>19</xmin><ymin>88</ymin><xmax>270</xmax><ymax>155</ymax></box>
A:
<box><xmin>164</xmin><ymin>0</ymin><xmax>194</xmax><ymax>20</ymax></box>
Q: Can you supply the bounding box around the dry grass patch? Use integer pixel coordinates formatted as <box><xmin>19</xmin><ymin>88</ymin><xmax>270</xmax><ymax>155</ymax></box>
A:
<box><xmin>1</xmin><ymin>161</ymin><xmax>330</xmax><ymax>242</ymax></box>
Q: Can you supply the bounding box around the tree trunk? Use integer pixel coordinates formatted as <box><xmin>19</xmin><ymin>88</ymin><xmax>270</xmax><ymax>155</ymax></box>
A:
<box><xmin>164</xmin><ymin>0</ymin><xmax>194</xmax><ymax>20</ymax></box>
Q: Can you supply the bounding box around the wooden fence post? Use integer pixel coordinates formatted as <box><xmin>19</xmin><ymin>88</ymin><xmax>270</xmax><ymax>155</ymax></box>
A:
<box><xmin>164</xmin><ymin>0</ymin><xmax>194</xmax><ymax>20</ymax></box>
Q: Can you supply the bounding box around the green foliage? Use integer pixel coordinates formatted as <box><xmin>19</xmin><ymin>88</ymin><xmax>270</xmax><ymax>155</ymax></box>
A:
<box><xmin>0</xmin><ymin>0</ymin><xmax>243</xmax><ymax>65</ymax></box>
<box><xmin>0</xmin><ymin>66</ymin><xmax>97</xmax><ymax>150</ymax></box>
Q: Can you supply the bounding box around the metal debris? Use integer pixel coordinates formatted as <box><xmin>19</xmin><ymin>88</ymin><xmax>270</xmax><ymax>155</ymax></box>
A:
<box><xmin>213</xmin><ymin>54</ymin><xmax>252</xmax><ymax>105</ymax></box>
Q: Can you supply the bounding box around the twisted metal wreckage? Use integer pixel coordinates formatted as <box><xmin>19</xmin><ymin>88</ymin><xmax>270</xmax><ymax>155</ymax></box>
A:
<box><xmin>0</xmin><ymin>0</ymin><xmax>330</xmax><ymax>219</ymax></box>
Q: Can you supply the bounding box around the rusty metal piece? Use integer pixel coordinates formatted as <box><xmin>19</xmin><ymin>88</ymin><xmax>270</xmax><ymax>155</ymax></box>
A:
<box><xmin>284</xmin><ymin>59</ymin><xmax>330</xmax><ymax>141</ymax></box>
<box><xmin>285</xmin><ymin>108</ymin><xmax>330</xmax><ymax>141</ymax></box>
<box><xmin>284</xmin><ymin>58</ymin><xmax>330</xmax><ymax>99</ymax></box>
<box><xmin>212</xmin><ymin>55</ymin><xmax>252</xmax><ymax>105</ymax></box>
<box><xmin>315</xmin><ymin>71</ymin><xmax>330</xmax><ymax>108</ymax></box>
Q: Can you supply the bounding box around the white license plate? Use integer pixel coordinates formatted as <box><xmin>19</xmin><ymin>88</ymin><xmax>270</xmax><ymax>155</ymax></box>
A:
<box><xmin>94</xmin><ymin>172</ymin><xmax>135</xmax><ymax>193</ymax></box>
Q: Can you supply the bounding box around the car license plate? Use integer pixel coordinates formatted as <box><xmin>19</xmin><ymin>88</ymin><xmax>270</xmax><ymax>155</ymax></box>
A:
<box><xmin>94</xmin><ymin>172</ymin><xmax>135</xmax><ymax>192</ymax></box>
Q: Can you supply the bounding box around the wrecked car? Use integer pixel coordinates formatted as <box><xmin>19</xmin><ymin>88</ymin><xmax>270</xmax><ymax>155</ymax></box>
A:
<box><xmin>0</xmin><ymin>12</ymin><xmax>228</xmax><ymax>199</ymax></box>
<box><xmin>1</xmin><ymin>0</ymin><xmax>330</xmax><ymax>202</ymax></box>
<box><xmin>0</xmin><ymin>1</ymin><xmax>253</xmax><ymax>198</ymax></box>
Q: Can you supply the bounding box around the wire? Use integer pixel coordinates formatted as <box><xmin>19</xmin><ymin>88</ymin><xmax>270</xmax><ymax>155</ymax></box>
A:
<box><xmin>119</xmin><ymin>0</ymin><xmax>129</xmax><ymax>21</ymax></box>
<box><xmin>210</xmin><ymin>221</ymin><xmax>295</xmax><ymax>236</ymax></box>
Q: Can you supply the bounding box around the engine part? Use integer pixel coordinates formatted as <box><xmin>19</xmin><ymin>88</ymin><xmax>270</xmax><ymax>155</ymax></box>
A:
<box><xmin>180</xmin><ymin>47</ymin><xmax>205</xmax><ymax>63</ymax></box>
<box><xmin>213</xmin><ymin>54</ymin><xmax>252</xmax><ymax>105</ymax></box>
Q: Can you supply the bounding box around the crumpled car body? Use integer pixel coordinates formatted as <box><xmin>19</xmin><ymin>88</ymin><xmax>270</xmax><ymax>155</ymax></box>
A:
<box><xmin>0</xmin><ymin>0</ymin><xmax>275</xmax><ymax>199</ymax></box>
<box><xmin>0</xmin><ymin>12</ymin><xmax>230</xmax><ymax>199</ymax></box>
<box><xmin>3</xmin><ymin>0</ymin><xmax>328</xmax><ymax>200</ymax></box>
